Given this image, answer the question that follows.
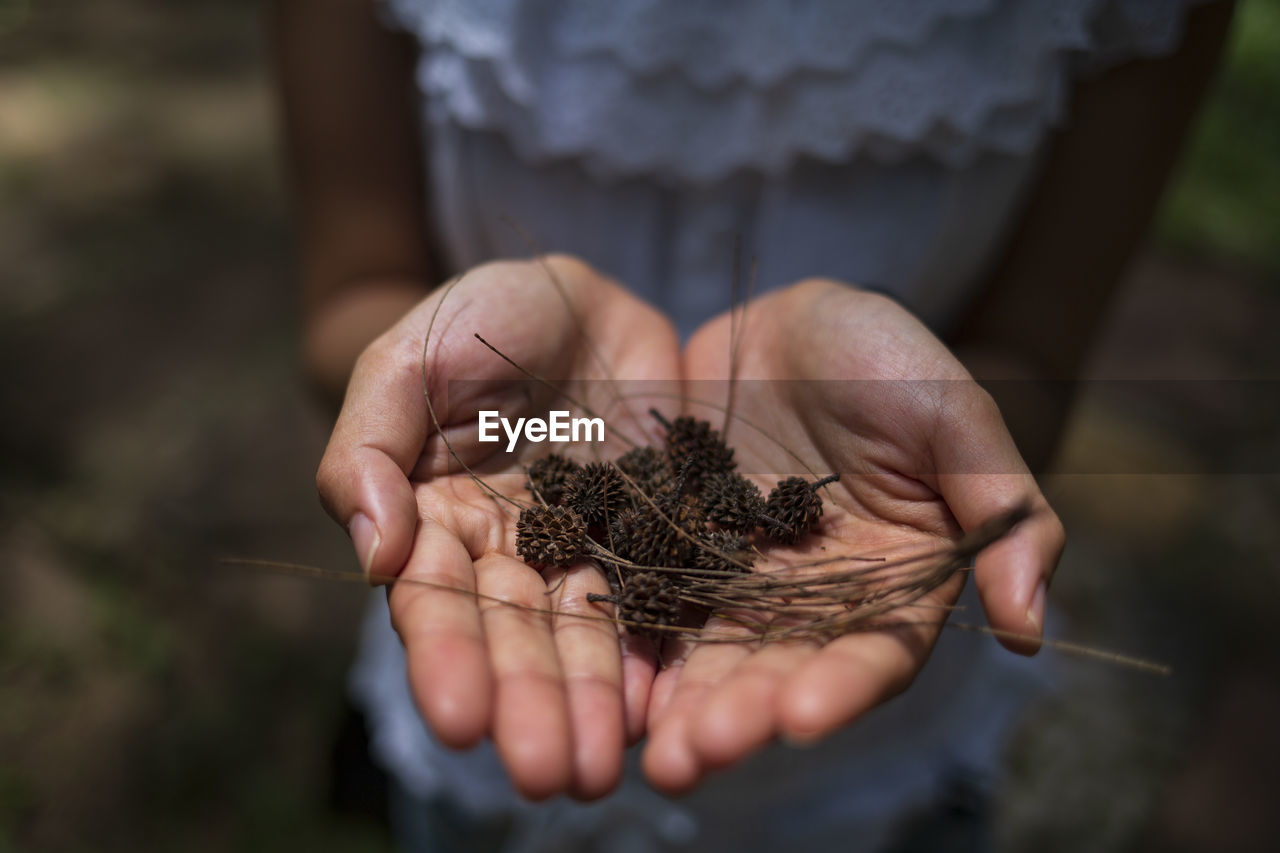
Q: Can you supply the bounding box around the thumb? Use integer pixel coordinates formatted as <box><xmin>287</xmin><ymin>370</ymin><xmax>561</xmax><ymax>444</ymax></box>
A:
<box><xmin>931</xmin><ymin>384</ymin><xmax>1064</xmax><ymax>654</ymax></box>
<box><xmin>316</xmin><ymin>333</ymin><xmax>426</xmax><ymax>582</ymax></box>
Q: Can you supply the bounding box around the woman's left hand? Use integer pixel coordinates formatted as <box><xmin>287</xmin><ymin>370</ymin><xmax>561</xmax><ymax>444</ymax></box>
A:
<box><xmin>642</xmin><ymin>279</ymin><xmax>1064</xmax><ymax>793</ymax></box>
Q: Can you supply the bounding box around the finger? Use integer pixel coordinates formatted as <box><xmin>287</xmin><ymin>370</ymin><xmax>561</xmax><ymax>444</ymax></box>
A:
<box><xmin>389</xmin><ymin>518</ymin><xmax>491</xmax><ymax>748</ymax></box>
<box><xmin>317</xmin><ymin>336</ymin><xmax>428</xmax><ymax>581</ymax></box>
<box><xmin>642</xmin><ymin>631</ymin><xmax>753</xmax><ymax>795</ymax></box>
<box><xmin>642</xmin><ymin>648</ymin><xmax>680</xmax><ymax>727</ymax></box>
<box><xmin>640</xmin><ymin>677</ymin><xmax>700</xmax><ymax>795</ymax></box>
<box><xmin>932</xmin><ymin>387</ymin><xmax>1064</xmax><ymax>652</ymax></box>
<box><xmin>688</xmin><ymin>641</ymin><xmax>819</xmax><ymax>771</ymax></box>
<box><xmin>970</xmin><ymin>500</ymin><xmax>1062</xmax><ymax>653</ymax></box>
<box><xmin>582</xmin><ymin>562</ymin><xmax>658</xmax><ymax>745</ymax></box>
<box><xmin>546</xmin><ymin>565</ymin><xmax>627</xmax><ymax>800</ymax></box>
<box><xmin>475</xmin><ymin>553</ymin><xmax>574</xmax><ymax>800</ymax></box>
<box><xmin>619</xmin><ymin>633</ymin><xmax>658</xmax><ymax>745</ymax></box>
<box><xmin>775</xmin><ymin>606</ymin><xmax>948</xmax><ymax>742</ymax></box>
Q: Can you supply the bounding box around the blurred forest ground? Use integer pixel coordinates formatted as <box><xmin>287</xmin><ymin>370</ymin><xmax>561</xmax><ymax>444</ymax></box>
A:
<box><xmin>0</xmin><ymin>1</ymin><xmax>1277</xmax><ymax>852</ymax></box>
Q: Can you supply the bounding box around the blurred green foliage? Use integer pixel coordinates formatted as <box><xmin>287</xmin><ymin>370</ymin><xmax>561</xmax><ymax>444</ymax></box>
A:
<box><xmin>1157</xmin><ymin>0</ymin><xmax>1280</xmax><ymax>276</ymax></box>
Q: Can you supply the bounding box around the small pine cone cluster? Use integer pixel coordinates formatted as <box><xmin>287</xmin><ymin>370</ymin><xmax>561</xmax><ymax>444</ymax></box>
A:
<box><xmin>702</xmin><ymin>471</ymin><xmax>765</xmax><ymax>531</ymax></box>
<box><xmin>762</xmin><ymin>476</ymin><xmax>825</xmax><ymax>545</ymax></box>
<box><xmin>563</xmin><ymin>461</ymin><xmax>629</xmax><ymax>525</ymax></box>
<box><xmin>525</xmin><ymin>453</ymin><xmax>581</xmax><ymax>505</ymax></box>
<box><xmin>516</xmin><ymin>505</ymin><xmax>587</xmax><ymax>567</ymax></box>
<box><xmin>663</xmin><ymin>415</ymin><xmax>736</xmax><ymax>482</ymax></box>
<box><xmin>518</xmin><ymin>417</ymin><xmax>838</xmax><ymax>643</ymax></box>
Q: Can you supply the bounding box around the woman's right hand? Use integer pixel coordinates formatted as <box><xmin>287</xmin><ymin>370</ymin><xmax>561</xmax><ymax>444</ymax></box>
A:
<box><xmin>315</xmin><ymin>255</ymin><xmax>682</xmax><ymax>800</ymax></box>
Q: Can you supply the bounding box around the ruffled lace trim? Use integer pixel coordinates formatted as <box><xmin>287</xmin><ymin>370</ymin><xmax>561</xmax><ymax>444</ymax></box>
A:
<box><xmin>382</xmin><ymin>0</ymin><xmax>1204</xmax><ymax>182</ymax></box>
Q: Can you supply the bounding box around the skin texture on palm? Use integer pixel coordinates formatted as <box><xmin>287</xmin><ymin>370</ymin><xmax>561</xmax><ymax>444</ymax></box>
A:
<box><xmin>316</xmin><ymin>256</ymin><xmax>683</xmax><ymax>800</ymax></box>
<box><xmin>642</xmin><ymin>280</ymin><xmax>1063</xmax><ymax>793</ymax></box>
<box><xmin>315</xmin><ymin>260</ymin><xmax>1063</xmax><ymax>802</ymax></box>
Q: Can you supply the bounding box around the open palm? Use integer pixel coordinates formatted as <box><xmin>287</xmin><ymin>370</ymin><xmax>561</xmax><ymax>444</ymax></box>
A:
<box><xmin>642</xmin><ymin>279</ymin><xmax>1063</xmax><ymax>792</ymax></box>
<box><xmin>317</xmin><ymin>256</ymin><xmax>682</xmax><ymax>800</ymax></box>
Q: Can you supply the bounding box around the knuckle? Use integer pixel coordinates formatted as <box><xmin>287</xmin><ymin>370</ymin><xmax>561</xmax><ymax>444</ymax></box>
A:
<box><xmin>1047</xmin><ymin>509</ymin><xmax>1066</xmax><ymax>543</ymax></box>
<box><xmin>314</xmin><ymin>456</ymin><xmax>345</xmax><ymax>519</ymax></box>
<box><xmin>967</xmin><ymin>382</ymin><xmax>1002</xmax><ymax>419</ymax></box>
<box><xmin>348</xmin><ymin>339</ymin><xmax>390</xmax><ymax>389</ymax></box>
<box><xmin>1044</xmin><ymin>509</ymin><xmax>1067</xmax><ymax>566</ymax></box>
<box><xmin>314</xmin><ymin>454</ymin><xmax>337</xmax><ymax>495</ymax></box>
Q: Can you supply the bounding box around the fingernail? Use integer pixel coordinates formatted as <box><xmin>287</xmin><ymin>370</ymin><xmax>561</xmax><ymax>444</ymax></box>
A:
<box><xmin>349</xmin><ymin>512</ymin><xmax>381</xmax><ymax>579</ymax></box>
<box><xmin>1026</xmin><ymin>581</ymin><xmax>1046</xmax><ymax>636</ymax></box>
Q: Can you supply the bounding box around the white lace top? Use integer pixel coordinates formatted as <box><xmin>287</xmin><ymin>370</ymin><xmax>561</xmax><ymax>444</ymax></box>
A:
<box><xmin>384</xmin><ymin>0</ymin><xmax>1198</xmax><ymax>180</ymax></box>
<box><xmin>374</xmin><ymin>0</ymin><xmax>1201</xmax><ymax>338</ymax></box>
<box><xmin>353</xmin><ymin>2</ymin><xmax>1201</xmax><ymax>850</ymax></box>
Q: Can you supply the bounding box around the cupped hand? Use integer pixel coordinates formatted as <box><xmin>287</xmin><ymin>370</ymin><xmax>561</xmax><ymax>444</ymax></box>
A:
<box><xmin>316</xmin><ymin>255</ymin><xmax>682</xmax><ymax>800</ymax></box>
<box><xmin>642</xmin><ymin>278</ymin><xmax>1064</xmax><ymax>793</ymax></box>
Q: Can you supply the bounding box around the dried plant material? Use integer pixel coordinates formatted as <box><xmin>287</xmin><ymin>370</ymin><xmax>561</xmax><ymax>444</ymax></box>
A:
<box><xmin>652</xmin><ymin>410</ymin><xmax>737</xmax><ymax>483</ymax></box>
<box><xmin>524</xmin><ymin>453</ymin><xmax>581</xmax><ymax>505</ymax></box>
<box><xmin>588</xmin><ymin>570</ymin><xmax>682</xmax><ymax>642</ymax></box>
<box><xmin>702</xmin><ymin>471</ymin><xmax>765</xmax><ymax>531</ymax></box>
<box><xmin>692</xmin><ymin>530</ymin><xmax>755</xmax><ymax>574</ymax></box>
<box><xmin>761</xmin><ymin>475</ymin><xmax>837</xmax><ymax>545</ymax></box>
<box><xmin>615</xmin><ymin>446</ymin><xmax>674</xmax><ymax>496</ymax></box>
<box><xmin>516</xmin><ymin>505</ymin><xmax>587</xmax><ymax>568</ymax></box>
<box><xmin>563</xmin><ymin>461</ymin><xmax>629</xmax><ymax>526</ymax></box>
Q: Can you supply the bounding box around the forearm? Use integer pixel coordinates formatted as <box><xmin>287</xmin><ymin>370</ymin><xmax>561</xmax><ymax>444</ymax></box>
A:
<box><xmin>272</xmin><ymin>0</ymin><xmax>434</xmax><ymax>409</ymax></box>
<box><xmin>952</xmin><ymin>0</ymin><xmax>1234</xmax><ymax>470</ymax></box>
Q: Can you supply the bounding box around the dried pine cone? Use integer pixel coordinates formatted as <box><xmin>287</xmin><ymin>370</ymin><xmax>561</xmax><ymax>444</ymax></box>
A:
<box><xmin>605</xmin><ymin>507</ymin><xmax>641</xmax><ymax>563</ymax></box>
<box><xmin>614</xmin><ymin>570</ymin><xmax>682</xmax><ymax>640</ymax></box>
<box><xmin>525</xmin><ymin>453</ymin><xmax>581</xmax><ymax>505</ymax></box>
<box><xmin>563</xmin><ymin>461</ymin><xmax>629</xmax><ymax>525</ymax></box>
<box><xmin>668</xmin><ymin>493</ymin><xmax>709</xmax><ymax>539</ymax></box>
<box><xmin>610</xmin><ymin>502</ymin><xmax>691</xmax><ymax>568</ymax></box>
<box><xmin>515</xmin><ymin>505</ymin><xmax>586</xmax><ymax>568</ymax></box>
<box><xmin>692</xmin><ymin>529</ymin><xmax>755</xmax><ymax>574</ymax></box>
<box><xmin>615</xmin><ymin>446</ymin><xmax>673</xmax><ymax>495</ymax></box>
<box><xmin>761</xmin><ymin>475</ymin><xmax>837</xmax><ymax>545</ymax></box>
<box><xmin>662</xmin><ymin>415</ymin><xmax>736</xmax><ymax>482</ymax></box>
<box><xmin>701</xmin><ymin>471</ymin><xmax>765</xmax><ymax>531</ymax></box>
<box><xmin>663</xmin><ymin>494</ymin><xmax>710</xmax><ymax>567</ymax></box>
